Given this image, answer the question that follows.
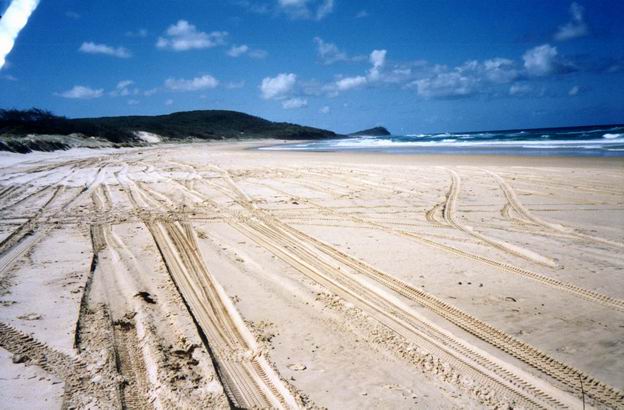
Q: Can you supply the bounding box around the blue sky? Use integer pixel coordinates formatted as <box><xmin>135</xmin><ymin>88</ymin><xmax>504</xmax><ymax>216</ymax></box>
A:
<box><xmin>0</xmin><ymin>0</ymin><xmax>623</xmax><ymax>133</ymax></box>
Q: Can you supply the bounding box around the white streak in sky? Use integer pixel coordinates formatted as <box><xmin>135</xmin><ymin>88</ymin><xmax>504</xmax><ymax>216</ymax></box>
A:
<box><xmin>0</xmin><ymin>0</ymin><xmax>40</xmax><ymax>69</ymax></box>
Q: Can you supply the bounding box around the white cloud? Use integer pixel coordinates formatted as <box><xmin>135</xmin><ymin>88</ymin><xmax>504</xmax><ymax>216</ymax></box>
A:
<box><xmin>555</xmin><ymin>2</ymin><xmax>588</xmax><ymax>41</ymax></box>
<box><xmin>225</xmin><ymin>44</ymin><xmax>266</xmax><ymax>59</ymax></box>
<box><xmin>314</xmin><ymin>37</ymin><xmax>347</xmax><ymax>64</ymax></box>
<box><xmin>509</xmin><ymin>83</ymin><xmax>532</xmax><ymax>96</ymax></box>
<box><xmin>165</xmin><ymin>75</ymin><xmax>218</xmax><ymax>91</ymax></box>
<box><xmin>278</xmin><ymin>0</ymin><xmax>334</xmax><ymax>20</ymax></box>
<box><xmin>523</xmin><ymin>44</ymin><xmax>559</xmax><ymax>76</ymax></box>
<box><xmin>79</xmin><ymin>42</ymin><xmax>131</xmax><ymax>58</ymax></box>
<box><xmin>413</xmin><ymin>72</ymin><xmax>477</xmax><ymax>98</ymax></box>
<box><xmin>368</xmin><ymin>49</ymin><xmax>387</xmax><ymax>80</ymax></box>
<box><xmin>319</xmin><ymin>105</ymin><xmax>330</xmax><ymax>114</ymax></box>
<box><xmin>116</xmin><ymin>80</ymin><xmax>134</xmax><ymax>89</ymax></box>
<box><xmin>282</xmin><ymin>97</ymin><xmax>308</xmax><ymax>109</ymax></box>
<box><xmin>110</xmin><ymin>80</ymin><xmax>138</xmax><ymax>97</ymax></box>
<box><xmin>143</xmin><ymin>88</ymin><xmax>158</xmax><ymax>96</ymax></box>
<box><xmin>568</xmin><ymin>85</ymin><xmax>580</xmax><ymax>96</ymax></box>
<box><xmin>157</xmin><ymin>20</ymin><xmax>227</xmax><ymax>51</ymax></box>
<box><xmin>227</xmin><ymin>44</ymin><xmax>249</xmax><ymax>57</ymax></box>
<box><xmin>260</xmin><ymin>73</ymin><xmax>296</xmax><ymax>99</ymax></box>
<box><xmin>0</xmin><ymin>0</ymin><xmax>41</xmax><ymax>69</ymax></box>
<box><xmin>335</xmin><ymin>75</ymin><xmax>367</xmax><ymax>91</ymax></box>
<box><xmin>165</xmin><ymin>99</ymin><xmax>174</xmax><ymax>106</ymax></box>
<box><xmin>316</xmin><ymin>0</ymin><xmax>334</xmax><ymax>20</ymax></box>
<box><xmin>57</xmin><ymin>85</ymin><xmax>104</xmax><ymax>99</ymax></box>
<box><xmin>482</xmin><ymin>58</ymin><xmax>518</xmax><ymax>83</ymax></box>
<box><xmin>127</xmin><ymin>99</ymin><xmax>139</xmax><ymax>105</ymax></box>
<box><xmin>355</xmin><ymin>10</ymin><xmax>369</xmax><ymax>18</ymax></box>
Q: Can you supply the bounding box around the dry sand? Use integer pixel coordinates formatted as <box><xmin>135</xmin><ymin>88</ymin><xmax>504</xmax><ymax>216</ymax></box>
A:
<box><xmin>0</xmin><ymin>141</ymin><xmax>622</xmax><ymax>409</ymax></box>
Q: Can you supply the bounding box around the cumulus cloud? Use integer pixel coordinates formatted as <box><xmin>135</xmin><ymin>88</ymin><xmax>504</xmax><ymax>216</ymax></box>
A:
<box><xmin>555</xmin><ymin>2</ymin><xmax>588</xmax><ymax>41</ymax></box>
<box><xmin>523</xmin><ymin>44</ymin><xmax>574</xmax><ymax>76</ymax></box>
<box><xmin>0</xmin><ymin>0</ymin><xmax>41</xmax><ymax>69</ymax></box>
<box><xmin>278</xmin><ymin>0</ymin><xmax>334</xmax><ymax>20</ymax></box>
<box><xmin>260</xmin><ymin>73</ymin><xmax>296</xmax><ymax>99</ymax></box>
<box><xmin>157</xmin><ymin>20</ymin><xmax>227</xmax><ymax>51</ymax></box>
<box><xmin>412</xmin><ymin>72</ymin><xmax>477</xmax><ymax>98</ymax></box>
<box><xmin>164</xmin><ymin>75</ymin><xmax>219</xmax><ymax>91</ymax></box>
<box><xmin>335</xmin><ymin>75</ymin><xmax>367</xmax><ymax>91</ymax></box>
<box><xmin>56</xmin><ymin>85</ymin><xmax>104</xmax><ymax>99</ymax></box>
<box><xmin>227</xmin><ymin>44</ymin><xmax>249</xmax><ymax>57</ymax></box>
<box><xmin>368</xmin><ymin>49</ymin><xmax>387</xmax><ymax>80</ymax></box>
<box><xmin>282</xmin><ymin>97</ymin><xmax>308</xmax><ymax>109</ymax></box>
<box><xmin>314</xmin><ymin>37</ymin><xmax>347</xmax><ymax>64</ymax></box>
<box><xmin>226</xmin><ymin>44</ymin><xmax>267</xmax><ymax>59</ymax></box>
<box><xmin>79</xmin><ymin>42</ymin><xmax>131</xmax><ymax>58</ymax></box>
<box><xmin>110</xmin><ymin>80</ymin><xmax>138</xmax><ymax>97</ymax></box>
<box><xmin>482</xmin><ymin>58</ymin><xmax>518</xmax><ymax>83</ymax></box>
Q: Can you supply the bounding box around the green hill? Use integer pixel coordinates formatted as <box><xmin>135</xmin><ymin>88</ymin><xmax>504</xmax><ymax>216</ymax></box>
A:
<box><xmin>349</xmin><ymin>126</ymin><xmax>391</xmax><ymax>136</ymax></box>
<box><xmin>0</xmin><ymin>108</ymin><xmax>338</xmax><ymax>152</ymax></box>
<box><xmin>76</xmin><ymin>110</ymin><xmax>337</xmax><ymax>140</ymax></box>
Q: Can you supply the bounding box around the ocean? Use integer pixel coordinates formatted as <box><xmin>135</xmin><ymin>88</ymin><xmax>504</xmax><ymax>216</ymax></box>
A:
<box><xmin>261</xmin><ymin>124</ymin><xmax>624</xmax><ymax>157</ymax></box>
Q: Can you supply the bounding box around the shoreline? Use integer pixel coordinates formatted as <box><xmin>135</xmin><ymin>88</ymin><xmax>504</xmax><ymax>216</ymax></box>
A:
<box><xmin>240</xmin><ymin>139</ymin><xmax>624</xmax><ymax>168</ymax></box>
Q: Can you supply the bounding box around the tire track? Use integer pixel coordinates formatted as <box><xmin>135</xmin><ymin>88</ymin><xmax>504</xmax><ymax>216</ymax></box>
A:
<box><xmin>148</xmin><ymin>220</ymin><xmax>300</xmax><ymax>409</ymax></box>
<box><xmin>487</xmin><ymin>169</ymin><xmax>624</xmax><ymax>249</ymax></box>
<box><xmin>442</xmin><ymin>169</ymin><xmax>558</xmax><ymax>268</ymax></box>
<box><xmin>259</xmin><ymin>179</ymin><xmax>624</xmax><ymax>312</ymax></box>
<box><xmin>115</xmin><ymin>172</ymin><xmax>300</xmax><ymax>409</ymax></box>
<box><xmin>227</xmin><ymin>216</ymin><xmax>572</xmax><ymax>409</ymax></box>
<box><xmin>212</xmin><ymin>169</ymin><xmax>624</xmax><ymax>409</ymax></box>
<box><xmin>261</xmin><ymin>214</ymin><xmax>624</xmax><ymax>408</ymax></box>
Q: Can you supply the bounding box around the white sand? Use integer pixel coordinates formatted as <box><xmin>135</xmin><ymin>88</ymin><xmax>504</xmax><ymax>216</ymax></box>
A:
<box><xmin>0</xmin><ymin>141</ymin><xmax>622</xmax><ymax>409</ymax></box>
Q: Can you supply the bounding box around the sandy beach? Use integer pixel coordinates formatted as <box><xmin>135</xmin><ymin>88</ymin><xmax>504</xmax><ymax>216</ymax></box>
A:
<box><xmin>0</xmin><ymin>141</ymin><xmax>622</xmax><ymax>409</ymax></box>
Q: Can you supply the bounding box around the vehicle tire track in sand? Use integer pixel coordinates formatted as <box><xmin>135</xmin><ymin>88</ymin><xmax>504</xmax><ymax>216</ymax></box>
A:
<box><xmin>206</xmin><ymin>169</ymin><xmax>579</xmax><ymax>408</ymax></box>
<box><xmin>228</xmin><ymin>218</ymin><xmax>571</xmax><ymax>409</ymax></box>
<box><xmin>261</xmin><ymin>214</ymin><xmax>624</xmax><ymax>408</ymax></box>
<box><xmin>148</xmin><ymin>220</ymin><xmax>300</xmax><ymax>409</ymax></box>
<box><xmin>442</xmin><ymin>169</ymin><xmax>559</xmax><ymax>268</ymax></box>
<box><xmin>259</xmin><ymin>180</ymin><xmax>624</xmax><ymax>312</ymax></box>
<box><xmin>115</xmin><ymin>175</ymin><xmax>300</xmax><ymax>409</ymax></box>
<box><xmin>0</xmin><ymin>321</ymin><xmax>123</xmax><ymax>409</ymax></box>
<box><xmin>213</xmin><ymin>170</ymin><xmax>623</xmax><ymax>409</ymax></box>
<box><xmin>486</xmin><ymin>169</ymin><xmax>624</xmax><ymax>249</ymax></box>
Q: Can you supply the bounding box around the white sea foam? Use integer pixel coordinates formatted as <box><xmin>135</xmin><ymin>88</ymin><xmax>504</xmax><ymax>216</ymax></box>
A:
<box><xmin>603</xmin><ymin>133</ymin><xmax>623</xmax><ymax>139</ymax></box>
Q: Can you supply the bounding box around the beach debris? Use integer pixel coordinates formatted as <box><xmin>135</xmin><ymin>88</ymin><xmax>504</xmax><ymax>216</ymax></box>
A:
<box><xmin>135</xmin><ymin>291</ymin><xmax>157</xmax><ymax>304</ymax></box>
<box><xmin>287</xmin><ymin>363</ymin><xmax>307</xmax><ymax>371</ymax></box>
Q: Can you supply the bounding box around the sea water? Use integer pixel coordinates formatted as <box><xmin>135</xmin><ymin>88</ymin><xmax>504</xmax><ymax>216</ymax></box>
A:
<box><xmin>261</xmin><ymin>124</ymin><xmax>624</xmax><ymax>157</ymax></box>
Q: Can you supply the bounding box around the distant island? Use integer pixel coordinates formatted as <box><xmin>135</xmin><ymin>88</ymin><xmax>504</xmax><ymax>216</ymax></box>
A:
<box><xmin>0</xmin><ymin>108</ymin><xmax>337</xmax><ymax>153</ymax></box>
<box><xmin>349</xmin><ymin>126</ymin><xmax>391</xmax><ymax>136</ymax></box>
